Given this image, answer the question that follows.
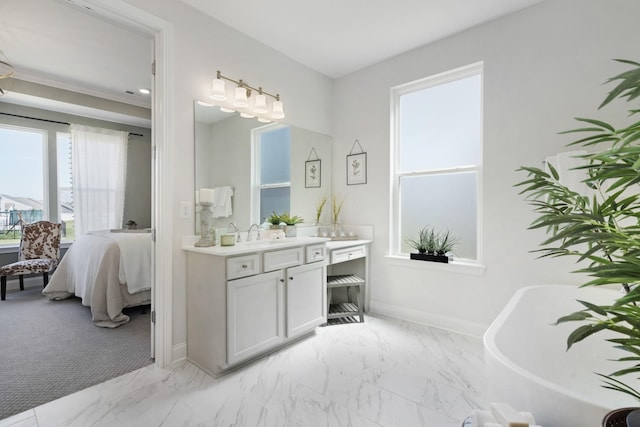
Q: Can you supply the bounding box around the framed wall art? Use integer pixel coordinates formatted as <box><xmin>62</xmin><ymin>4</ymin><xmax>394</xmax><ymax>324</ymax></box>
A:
<box><xmin>347</xmin><ymin>139</ymin><xmax>367</xmax><ymax>185</ymax></box>
<box><xmin>305</xmin><ymin>148</ymin><xmax>321</xmax><ymax>188</ymax></box>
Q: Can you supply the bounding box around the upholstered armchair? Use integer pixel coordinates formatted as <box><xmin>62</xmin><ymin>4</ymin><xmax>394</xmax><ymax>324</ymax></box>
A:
<box><xmin>0</xmin><ymin>221</ymin><xmax>61</xmax><ymax>300</ymax></box>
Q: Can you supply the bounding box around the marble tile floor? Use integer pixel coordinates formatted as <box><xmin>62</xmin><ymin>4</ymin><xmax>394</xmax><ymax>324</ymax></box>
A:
<box><xmin>0</xmin><ymin>314</ymin><xmax>488</xmax><ymax>427</ymax></box>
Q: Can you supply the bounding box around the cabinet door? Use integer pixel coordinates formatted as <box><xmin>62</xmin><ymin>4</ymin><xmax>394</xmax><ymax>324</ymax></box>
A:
<box><xmin>227</xmin><ymin>270</ymin><xmax>285</xmax><ymax>365</ymax></box>
<box><xmin>286</xmin><ymin>263</ymin><xmax>327</xmax><ymax>338</ymax></box>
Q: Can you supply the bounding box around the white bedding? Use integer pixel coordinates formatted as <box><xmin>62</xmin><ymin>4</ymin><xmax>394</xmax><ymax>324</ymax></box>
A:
<box><xmin>43</xmin><ymin>231</ymin><xmax>152</xmax><ymax>328</ymax></box>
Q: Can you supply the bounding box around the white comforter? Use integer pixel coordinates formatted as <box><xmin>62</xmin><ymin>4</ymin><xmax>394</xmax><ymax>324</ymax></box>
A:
<box><xmin>43</xmin><ymin>231</ymin><xmax>152</xmax><ymax>328</ymax></box>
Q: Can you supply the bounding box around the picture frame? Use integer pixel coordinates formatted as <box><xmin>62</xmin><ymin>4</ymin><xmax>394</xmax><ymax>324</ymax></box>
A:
<box><xmin>347</xmin><ymin>152</ymin><xmax>367</xmax><ymax>185</ymax></box>
<box><xmin>305</xmin><ymin>159</ymin><xmax>321</xmax><ymax>188</ymax></box>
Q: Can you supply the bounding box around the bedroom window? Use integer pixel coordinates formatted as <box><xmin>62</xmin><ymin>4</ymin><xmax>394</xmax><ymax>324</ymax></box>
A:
<box><xmin>0</xmin><ymin>124</ymin><xmax>46</xmax><ymax>245</ymax></box>
<box><xmin>390</xmin><ymin>62</ymin><xmax>483</xmax><ymax>263</ymax></box>
<box><xmin>252</xmin><ymin>124</ymin><xmax>291</xmax><ymax>223</ymax></box>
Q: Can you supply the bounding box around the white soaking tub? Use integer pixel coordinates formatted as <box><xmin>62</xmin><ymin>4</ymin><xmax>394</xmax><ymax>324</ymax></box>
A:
<box><xmin>484</xmin><ymin>285</ymin><xmax>640</xmax><ymax>427</ymax></box>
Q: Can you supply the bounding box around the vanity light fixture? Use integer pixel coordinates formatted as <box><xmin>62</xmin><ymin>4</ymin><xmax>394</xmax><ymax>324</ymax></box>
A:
<box><xmin>0</xmin><ymin>51</ymin><xmax>15</xmax><ymax>97</ymax></box>
<box><xmin>210</xmin><ymin>70</ymin><xmax>285</xmax><ymax>120</ymax></box>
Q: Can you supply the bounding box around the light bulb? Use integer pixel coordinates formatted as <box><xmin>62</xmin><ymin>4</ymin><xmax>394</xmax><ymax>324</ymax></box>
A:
<box><xmin>234</xmin><ymin>87</ymin><xmax>248</xmax><ymax>108</ymax></box>
<box><xmin>271</xmin><ymin>100</ymin><xmax>285</xmax><ymax>119</ymax></box>
<box><xmin>210</xmin><ymin>78</ymin><xmax>227</xmax><ymax>101</ymax></box>
<box><xmin>254</xmin><ymin>94</ymin><xmax>268</xmax><ymax>114</ymax></box>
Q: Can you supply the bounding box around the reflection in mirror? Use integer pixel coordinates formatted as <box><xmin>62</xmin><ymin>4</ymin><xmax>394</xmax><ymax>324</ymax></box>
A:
<box><xmin>194</xmin><ymin>101</ymin><xmax>332</xmax><ymax>233</ymax></box>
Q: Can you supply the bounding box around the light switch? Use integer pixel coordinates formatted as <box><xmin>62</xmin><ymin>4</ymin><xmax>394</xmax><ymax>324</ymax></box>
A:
<box><xmin>180</xmin><ymin>201</ymin><xmax>192</xmax><ymax>219</ymax></box>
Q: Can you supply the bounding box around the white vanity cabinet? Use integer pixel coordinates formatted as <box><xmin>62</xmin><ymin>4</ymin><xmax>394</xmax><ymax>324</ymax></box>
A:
<box><xmin>185</xmin><ymin>237</ymin><xmax>328</xmax><ymax>376</ymax></box>
<box><xmin>227</xmin><ymin>269</ymin><xmax>285</xmax><ymax>365</ymax></box>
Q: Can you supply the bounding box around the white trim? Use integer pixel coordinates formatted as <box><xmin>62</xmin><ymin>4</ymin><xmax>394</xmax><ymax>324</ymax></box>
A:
<box><xmin>389</xmin><ymin>62</ymin><xmax>484</xmax><ymax>263</ymax></box>
<box><xmin>2</xmin><ymin>275</ymin><xmax>48</xmax><ymax>292</ymax></box>
<box><xmin>369</xmin><ymin>300</ymin><xmax>487</xmax><ymax>338</ymax></box>
<box><xmin>172</xmin><ymin>342</ymin><xmax>187</xmax><ymax>362</ymax></box>
<box><xmin>85</xmin><ymin>0</ymin><xmax>174</xmax><ymax>368</ymax></box>
<box><xmin>385</xmin><ymin>254</ymin><xmax>485</xmax><ymax>276</ymax></box>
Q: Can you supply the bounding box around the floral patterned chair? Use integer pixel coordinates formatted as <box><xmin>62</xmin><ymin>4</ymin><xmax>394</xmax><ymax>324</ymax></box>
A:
<box><xmin>0</xmin><ymin>221</ymin><xmax>61</xmax><ymax>300</ymax></box>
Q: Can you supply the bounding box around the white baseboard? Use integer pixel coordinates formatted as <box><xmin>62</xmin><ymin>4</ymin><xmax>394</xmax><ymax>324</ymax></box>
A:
<box><xmin>172</xmin><ymin>342</ymin><xmax>187</xmax><ymax>363</ymax></box>
<box><xmin>369</xmin><ymin>300</ymin><xmax>487</xmax><ymax>338</ymax></box>
<box><xmin>3</xmin><ymin>275</ymin><xmax>46</xmax><ymax>292</ymax></box>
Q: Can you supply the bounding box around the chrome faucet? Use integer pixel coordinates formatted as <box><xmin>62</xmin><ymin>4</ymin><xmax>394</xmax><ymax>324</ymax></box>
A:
<box><xmin>247</xmin><ymin>223</ymin><xmax>261</xmax><ymax>241</ymax></box>
<box><xmin>228</xmin><ymin>222</ymin><xmax>240</xmax><ymax>242</ymax></box>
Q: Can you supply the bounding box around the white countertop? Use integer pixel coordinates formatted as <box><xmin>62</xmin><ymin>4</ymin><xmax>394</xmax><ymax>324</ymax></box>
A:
<box><xmin>183</xmin><ymin>235</ymin><xmax>331</xmax><ymax>256</ymax></box>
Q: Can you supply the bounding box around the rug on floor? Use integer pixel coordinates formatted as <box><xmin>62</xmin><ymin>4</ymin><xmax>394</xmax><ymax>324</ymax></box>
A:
<box><xmin>0</xmin><ymin>287</ymin><xmax>152</xmax><ymax>420</ymax></box>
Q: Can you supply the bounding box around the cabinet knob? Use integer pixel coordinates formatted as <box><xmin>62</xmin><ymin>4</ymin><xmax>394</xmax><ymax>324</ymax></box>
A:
<box><xmin>289</xmin><ymin>276</ymin><xmax>294</xmax><ymax>280</ymax></box>
<box><xmin>241</xmin><ymin>264</ymin><xmax>248</xmax><ymax>269</ymax></box>
<box><xmin>315</xmin><ymin>251</ymin><xmax>321</xmax><ymax>256</ymax></box>
<box><xmin>280</xmin><ymin>279</ymin><xmax>285</xmax><ymax>283</ymax></box>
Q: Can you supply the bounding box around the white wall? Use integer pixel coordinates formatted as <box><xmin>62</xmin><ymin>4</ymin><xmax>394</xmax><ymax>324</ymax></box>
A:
<box><xmin>332</xmin><ymin>0</ymin><xmax>640</xmax><ymax>336</ymax></box>
<box><xmin>126</xmin><ymin>0</ymin><xmax>333</xmax><ymax>357</ymax></box>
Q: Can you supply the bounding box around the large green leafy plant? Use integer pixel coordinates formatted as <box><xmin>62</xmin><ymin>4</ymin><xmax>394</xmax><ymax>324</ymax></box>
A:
<box><xmin>516</xmin><ymin>59</ymin><xmax>640</xmax><ymax>400</ymax></box>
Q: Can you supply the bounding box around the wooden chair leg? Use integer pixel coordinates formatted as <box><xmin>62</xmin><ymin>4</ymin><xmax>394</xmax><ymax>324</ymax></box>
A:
<box><xmin>19</xmin><ymin>275</ymin><xmax>24</xmax><ymax>291</ymax></box>
<box><xmin>43</xmin><ymin>272</ymin><xmax>49</xmax><ymax>288</ymax></box>
<box><xmin>1</xmin><ymin>276</ymin><xmax>6</xmax><ymax>301</ymax></box>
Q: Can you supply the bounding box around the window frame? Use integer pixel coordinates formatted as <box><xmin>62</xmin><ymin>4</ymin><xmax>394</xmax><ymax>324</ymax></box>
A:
<box><xmin>0</xmin><ymin>123</ymin><xmax>49</xmax><ymax>249</ymax></box>
<box><xmin>389</xmin><ymin>62</ymin><xmax>484</xmax><ymax>265</ymax></box>
<box><xmin>250</xmin><ymin>123</ymin><xmax>291</xmax><ymax>223</ymax></box>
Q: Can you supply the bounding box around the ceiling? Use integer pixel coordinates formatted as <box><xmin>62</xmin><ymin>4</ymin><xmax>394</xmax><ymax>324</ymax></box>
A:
<box><xmin>181</xmin><ymin>0</ymin><xmax>543</xmax><ymax>78</ymax></box>
<box><xmin>0</xmin><ymin>0</ymin><xmax>542</xmax><ymax>119</ymax></box>
<box><xmin>0</xmin><ymin>0</ymin><xmax>153</xmax><ymax>124</ymax></box>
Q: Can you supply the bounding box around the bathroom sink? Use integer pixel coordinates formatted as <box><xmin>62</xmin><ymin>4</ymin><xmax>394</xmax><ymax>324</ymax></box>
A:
<box><xmin>239</xmin><ymin>238</ymin><xmax>290</xmax><ymax>246</ymax></box>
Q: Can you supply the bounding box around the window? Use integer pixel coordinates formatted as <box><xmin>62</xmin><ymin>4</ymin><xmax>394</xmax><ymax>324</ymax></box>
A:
<box><xmin>0</xmin><ymin>124</ymin><xmax>46</xmax><ymax>245</ymax></box>
<box><xmin>391</xmin><ymin>62</ymin><xmax>483</xmax><ymax>262</ymax></box>
<box><xmin>252</xmin><ymin>124</ymin><xmax>291</xmax><ymax>223</ymax></box>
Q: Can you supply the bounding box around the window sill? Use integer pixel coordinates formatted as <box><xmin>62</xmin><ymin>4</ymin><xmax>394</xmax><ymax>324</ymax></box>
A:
<box><xmin>0</xmin><ymin>241</ymin><xmax>72</xmax><ymax>255</ymax></box>
<box><xmin>385</xmin><ymin>254</ymin><xmax>486</xmax><ymax>276</ymax></box>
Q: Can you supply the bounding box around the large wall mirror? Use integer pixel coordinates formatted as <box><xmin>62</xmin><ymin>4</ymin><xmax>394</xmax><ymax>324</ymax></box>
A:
<box><xmin>194</xmin><ymin>101</ymin><xmax>332</xmax><ymax>232</ymax></box>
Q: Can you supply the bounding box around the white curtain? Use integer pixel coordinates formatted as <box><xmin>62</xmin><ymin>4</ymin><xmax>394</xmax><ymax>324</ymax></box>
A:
<box><xmin>70</xmin><ymin>124</ymin><xmax>128</xmax><ymax>236</ymax></box>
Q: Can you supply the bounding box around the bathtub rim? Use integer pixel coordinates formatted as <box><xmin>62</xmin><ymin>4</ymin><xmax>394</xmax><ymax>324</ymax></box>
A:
<box><xmin>483</xmin><ymin>283</ymin><xmax>621</xmax><ymax>414</ymax></box>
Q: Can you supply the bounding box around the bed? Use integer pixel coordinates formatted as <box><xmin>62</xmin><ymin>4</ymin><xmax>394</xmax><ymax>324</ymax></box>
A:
<box><xmin>43</xmin><ymin>230</ymin><xmax>152</xmax><ymax>328</ymax></box>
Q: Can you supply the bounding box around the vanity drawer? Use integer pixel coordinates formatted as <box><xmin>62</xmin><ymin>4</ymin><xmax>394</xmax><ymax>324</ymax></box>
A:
<box><xmin>263</xmin><ymin>247</ymin><xmax>304</xmax><ymax>272</ymax></box>
<box><xmin>227</xmin><ymin>254</ymin><xmax>261</xmax><ymax>280</ymax></box>
<box><xmin>331</xmin><ymin>245</ymin><xmax>366</xmax><ymax>264</ymax></box>
<box><xmin>306</xmin><ymin>244</ymin><xmax>326</xmax><ymax>263</ymax></box>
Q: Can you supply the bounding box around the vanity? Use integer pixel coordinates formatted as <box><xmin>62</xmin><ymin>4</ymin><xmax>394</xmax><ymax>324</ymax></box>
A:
<box><xmin>183</xmin><ymin>236</ymin><xmax>330</xmax><ymax>376</ymax></box>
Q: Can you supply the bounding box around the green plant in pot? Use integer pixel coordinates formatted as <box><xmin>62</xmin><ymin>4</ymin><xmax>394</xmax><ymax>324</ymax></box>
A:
<box><xmin>277</xmin><ymin>212</ymin><xmax>303</xmax><ymax>237</ymax></box>
<box><xmin>406</xmin><ymin>226</ymin><xmax>437</xmax><ymax>254</ymax></box>
<box><xmin>436</xmin><ymin>230</ymin><xmax>459</xmax><ymax>256</ymax></box>
<box><xmin>516</xmin><ymin>59</ymin><xmax>640</xmax><ymax>424</ymax></box>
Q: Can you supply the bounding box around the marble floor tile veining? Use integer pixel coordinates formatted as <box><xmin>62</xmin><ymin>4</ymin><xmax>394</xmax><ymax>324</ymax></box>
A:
<box><xmin>6</xmin><ymin>315</ymin><xmax>487</xmax><ymax>427</ymax></box>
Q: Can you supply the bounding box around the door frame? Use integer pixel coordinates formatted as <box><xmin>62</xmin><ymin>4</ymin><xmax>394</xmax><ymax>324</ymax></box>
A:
<box><xmin>82</xmin><ymin>0</ymin><xmax>174</xmax><ymax>368</ymax></box>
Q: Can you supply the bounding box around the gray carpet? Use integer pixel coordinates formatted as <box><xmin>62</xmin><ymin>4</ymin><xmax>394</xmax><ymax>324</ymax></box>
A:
<box><xmin>0</xmin><ymin>287</ymin><xmax>152</xmax><ymax>420</ymax></box>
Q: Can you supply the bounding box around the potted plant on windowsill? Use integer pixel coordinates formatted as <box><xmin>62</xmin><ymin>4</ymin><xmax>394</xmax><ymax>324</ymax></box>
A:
<box><xmin>407</xmin><ymin>227</ymin><xmax>457</xmax><ymax>263</ymax></box>
<box><xmin>516</xmin><ymin>59</ymin><xmax>640</xmax><ymax>426</ymax></box>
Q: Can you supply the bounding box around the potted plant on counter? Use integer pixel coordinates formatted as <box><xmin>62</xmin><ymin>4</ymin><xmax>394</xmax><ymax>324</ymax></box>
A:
<box><xmin>279</xmin><ymin>212</ymin><xmax>304</xmax><ymax>237</ymax></box>
<box><xmin>516</xmin><ymin>59</ymin><xmax>640</xmax><ymax>426</ymax></box>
